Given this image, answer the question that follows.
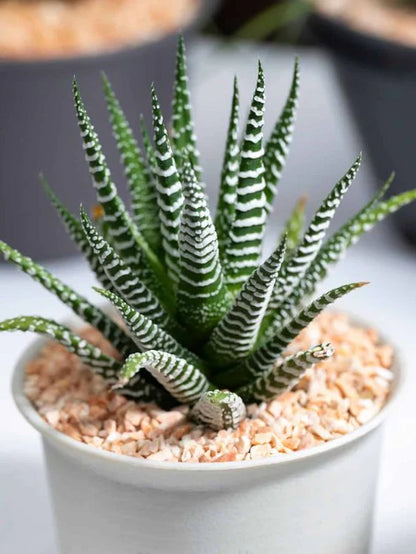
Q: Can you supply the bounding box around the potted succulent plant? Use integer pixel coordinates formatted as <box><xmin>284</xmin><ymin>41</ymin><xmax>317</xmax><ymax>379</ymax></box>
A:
<box><xmin>0</xmin><ymin>0</ymin><xmax>216</xmax><ymax>261</ymax></box>
<box><xmin>4</xmin><ymin>37</ymin><xmax>416</xmax><ymax>554</ymax></box>
<box><xmin>308</xmin><ymin>0</ymin><xmax>416</xmax><ymax>246</ymax></box>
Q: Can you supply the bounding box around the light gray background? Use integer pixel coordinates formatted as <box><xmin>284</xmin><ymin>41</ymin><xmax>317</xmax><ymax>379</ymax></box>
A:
<box><xmin>1</xmin><ymin>40</ymin><xmax>415</xmax><ymax>553</ymax></box>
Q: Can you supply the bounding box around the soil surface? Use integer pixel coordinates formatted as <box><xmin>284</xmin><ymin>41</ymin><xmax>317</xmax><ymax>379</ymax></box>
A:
<box><xmin>24</xmin><ymin>311</ymin><xmax>393</xmax><ymax>463</ymax></box>
<box><xmin>315</xmin><ymin>0</ymin><xmax>416</xmax><ymax>47</ymax></box>
<box><xmin>0</xmin><ymin>0</ymin><xmax>200</xmax><ymax>60</ymax></box>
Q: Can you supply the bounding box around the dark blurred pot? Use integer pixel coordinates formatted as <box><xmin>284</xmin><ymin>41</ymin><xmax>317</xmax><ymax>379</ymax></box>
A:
<box><xmin>309</xmin><ymin>12</ymin><xmax>416</xmax><ymax>246</ymax></box>
<box><xmin>213</xmin><ymin>0</ymin><xmax>275</xmax><ymax>34</ymax></box>
<box><xmin>0</xmin><ymin>1</ymin><xmax>216</xmax><ymax>261</ymax></box>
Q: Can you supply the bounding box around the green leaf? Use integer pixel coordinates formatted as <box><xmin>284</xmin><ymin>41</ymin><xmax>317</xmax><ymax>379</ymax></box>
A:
<box><xmin>176</xmin><ymin>161</ymin><xmax>232</xmax><ymax>338</ymax></box>
<box><xmin>117</xmin><ymin>350</ymin><xmax>212</xmax><ymax>405</ymax></box>
<box><xmin>205</xmin><ymin>236</ymin><xmax>287</xmax><ymax>366</ymax></box>
<box><xmin>190</xmin><ymin>390</ymin><xmax>246</xmax><ymax>430</ymax></box>
<box><xmin>238</xmin><ymin>343</ymin><xmax>334</xmax><ymax>403</ymax></box>
<box><xmin>234</xmin><ymin>0</ymin><xmax>311</xmax><ymax>40</ymax></box>
<box><xmin>42</xmin><ymin>177</ymin><xmax>113</xmax><ymax>292</ymax></box>
<box><xmin>80</xmin><ymin>209</ymin><xmax>178</xmax><ymax>332</ymax></box>
<box><xmin>264</xmin><ymin>58</ymin><xmax>300</xmax><ymax>215</ymax></box>
<box><xmin>268</xmin><ymin>177</ymin><xmax>413</xmax><ymax>334</ymax></box>
<box><xmin>0</xmin><ymin>316</ymin><xmax>121</xmax><ymax>381</ymax></box>
<box><xmin>216</xmin><ymin>281</ymin><xmax>366</xmax><ymax>388</ymax></box>
<box><xmin>327</xmin><ymin>178</ymin><xmax>413</xmax><ymax>253</ymax></box>
<box><xmin>268</xmin><ymin>154</ymin><xmax>362</xmax><ymax>311</ymax></box>
<box><xmin>102</xmin><ymin>74</ymin><xmax>162</xmax><ymax>256</ymax></box>
<box><xmin>73</xmin><ymin>79</ymin><xmax>141</xmax><ymax>267</ymax></box>
<box><xmin>151</xmin><ymin>85</ymin><xmax>184</xmax><ymax>284</ymax></box>
<box><xmin>280</xmin><ymin>195</ymin><xmax>307</xmax><ymax>256</ymax></box>
<box><xmin>94</xmin><ymin>287</ymin><xmax>202</xmax><ymax>369</ymax></box>
<box><xmin>215</xmin><ymin>76</ymin><xmax>240</xmax><ymax>260</ymax></box>
<box><xmin>172</xmin><ymin>35</ymin><xmax>201</xmax><ymax>180</ymax></box>
<box><xmin>73</xmin><ymin>79</ymin><xmax>164</xmax><ymax>296</ymax></box>
<box><xmin>114</xmin><ymin>372</ymin><xmax>175</xmax><ymax>407</ymax></box>
<box><xmin>140</xmin><ymin>115</ymin><xmax>159</xmax><ymax>181</ymax></box>
<box><xmin>224</xmin><ymin>62</ymin><xmax>267</xmax><ymax>292</ymax></box>
<box><xmin>0</xmin><ymin>240</ymin><xmax>133</xmax><ymax>357</ymax></box>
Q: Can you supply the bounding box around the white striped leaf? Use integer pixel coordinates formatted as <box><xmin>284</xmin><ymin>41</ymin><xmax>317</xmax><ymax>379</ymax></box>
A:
<box><xmin>190</xmin><ymin>390</ymin><xmax>246</xmax><ymax>430</ymax></box>
<box><xmin>263</xmin><ymin>58</ymin><xmax>300</xmax><ymax>215</ymax></box>
<box><xmin>73</xmin><ymin>79</ymin><xmax>164</xmax><ymax>296</ymax></box>
<box><xmin>266</xmin><ymin>177</ymin><xmax>413</xmax><ymax>336</ymax></box>
<box><xmin>268</xmin><ymin>154</ymin><xmax>362</xmax><ymax>311</ymax></box>
<box><xmin>205</xmin><ymin>236</ymin><xmax>287</xmax><ymax>366</ymax></box>
<box><xmin>215</xmin><ymin>77</ymin><xmax>240</xmax><ymax>260</ymax></box>
<box><xmin>151</xmin><ymin>86</ymin><xmax>184</xmax><ymax>284</ymax></box>
<box><xmin>0</xmin><ymin>240</ymin><xmax>133</xmax><ymax>357</ymax></box>
<box><xmin>172</xmin><ymin>35</ymin><xmax>201</xmax><ymax>181</ymax></box>
<box><xmin>280</xmin><ymin>195</ymin><xmax>307</xmax><ymax>257</ymax></box>
<box><xmin>176</xmin><ymin>161</ymin><xmax>231</xmax><ymax>338</ymax></box>
<box><xmin>0</xmin><ymin>316</ymin><xmax>121</xmax><ymax>381</ymax></box>
<box><xmin>42</xmin><ymin>177</ymin><xmax>113</xmax><ymax>292</ymax></box>
<box><xmin>80</xmin><ymin>209</ymin><xmax>179</xmax><ymax>335</ymax></box>
<box><xmin>140</xmin><ymin>115</ymin><xmax>159</xmax><ymax>183</ymax></box>
<box><xmin>94</xmin><ymin>287</ymin><xmax>202</xmax><ymax>368</ymax></box>
<box><xmin>224</xmin><ymin>62</ymin><xmax>267</xmax><ymax>293</ymax></box>
<box><xmin>102</xmin><ymin>74</ymin><xmax>162</xmax><ymax>256</ymax></box>
<box><xmin>117</xmin><ymin>350</ymin><xmax>212</xmax><ymax>405</ymax></box>
<box><xmin>216</xmin><ymin>282</ymin><xmax>366</xmax><ymax>388</ymax></box>
<box><xmin>115</xmin><ymin>373</ymin><xmax>176</xmax><ymax>406</ymax></box>
<box><xmin>238</xmin><ymin>343</ymin><xmax>334</xmax><ymax>402</ymax></box>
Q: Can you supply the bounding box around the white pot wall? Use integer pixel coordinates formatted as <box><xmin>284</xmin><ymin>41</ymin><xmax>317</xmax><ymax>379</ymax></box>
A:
<box><xmin>43</xmin><ymin>429</ymin><xmax>382</xmax><ymax>554</ymax></box>
<box><xmin>13</xmin><ymin>332</ymin><xmax>400</xmax><ymax>554</ymax></box>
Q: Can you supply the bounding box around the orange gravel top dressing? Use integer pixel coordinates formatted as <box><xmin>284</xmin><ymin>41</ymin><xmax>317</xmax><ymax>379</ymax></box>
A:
<box><xmin>24</xmin><ymin>311</ymin><xmax>393</xmax><ymax>463</ymax></box>
<box><xmin>315</xmin><ymin>0</ymin><xmax>416</xmax><ymax>47</ymax></box>
<box><xmin>0</xmin><ymin>0</ymin><xmax>200</xmax><ymax>60</ymax></box>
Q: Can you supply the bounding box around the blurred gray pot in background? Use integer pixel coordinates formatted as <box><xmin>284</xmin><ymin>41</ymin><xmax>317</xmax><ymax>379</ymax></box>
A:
<box><xmin>0</xmin><ymin>2</ymin><xmax>216</xmax><ymax>261</ymax></box>
<box><xmin>309</xmin><ymin>12</ymin><xmax>416</xmax><ymax>247</ymax></box>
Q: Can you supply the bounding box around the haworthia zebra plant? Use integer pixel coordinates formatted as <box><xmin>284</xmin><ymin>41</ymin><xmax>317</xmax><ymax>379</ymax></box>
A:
<box><xmin>1</xmin><ymin>37</ymin><xmax>416</xmax><ymax>431</ymax></box>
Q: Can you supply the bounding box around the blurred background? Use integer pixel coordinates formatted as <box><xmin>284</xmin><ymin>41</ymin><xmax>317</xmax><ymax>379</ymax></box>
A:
<box><xmin>0</xmin><ymin>1</ymin><xmax>415</xmax><ymax>553</ymax></box>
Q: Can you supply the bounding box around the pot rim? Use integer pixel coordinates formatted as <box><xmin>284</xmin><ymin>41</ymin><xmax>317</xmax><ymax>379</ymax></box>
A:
<box><xmin>0</xmin><ymin>0</ymin><xmax>217</xmax><ymax>69</ymax></box>
<box><xmin>12</xmin><ymin>311</ymin><xmax>402</xmax><ymax>473</ymax></box>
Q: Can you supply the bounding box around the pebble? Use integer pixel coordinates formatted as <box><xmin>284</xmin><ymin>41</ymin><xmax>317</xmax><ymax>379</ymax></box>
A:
<box><xmin>25</xmin><ymin>312</ymin><xmax>393</xmax><ymax>463</ymax></box>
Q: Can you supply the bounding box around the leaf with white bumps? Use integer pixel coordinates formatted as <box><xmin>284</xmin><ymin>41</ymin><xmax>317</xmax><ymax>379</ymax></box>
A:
<box><xmin>280</xmin><ymin>195</ymin><xmax>307</xmax><ymax>256</ymax></box>
<box><xmin>224</xmin><ymin>62</ymin><xmax>267</xmax><ymax>292</ymax></box>
<box><xmin>0</xmin><ymin>316</ymin><xmax>121</xmax><ymax>380</ymax></box>
<box><xmin>215</xmin><ymin>77</ymin><xmax>240</xmax><ymax>260</ymax></box>
<box><xmin>95</xmin><ymin>288</ymin><xmax>201</xmax><ymax>368</ymax></box>
<box><xmin>268</xmin><ymin>154</ymin><xmax>362</xmax><ymax>311</ymax></box>
<box><xmin>73</xmin><ymin>79</ymin><xmax>165</xmax><ymax>297</ymax></box>
<box><xmin>176</xmin><ymin>161</ymin><xmax>231</xmax><ymax>338</ymax></box>
<box><xmin>103</xmin><ymin>74</ymin><xmax>162</xmax><ymax>256</ymax></box>
<box><xmin>216</xmin><ymin>282</ymin><xmax>366</xmax><ymax>388</ymax></box>
<box><xmin>238</xmin><ymin>343</ymin><xmax>334</xmax><ymax>402</ymax></box>
<box><xmin>42</xmin><ymin>178</ymin><xmax>113</xmax><ymax>292</ymax></box>
<box><xmin>191</xmin><ymin>390</ymin><xmax>246</xmax><ymax>430</ymax></box>
<box><xmin>205</xmin><ymin>236</ymin><xmax>287</xmax><ymax>366</ymax></box>
<box><xmin>0</xmin><ymin>240</ymin><xmax>133</xmax><ymax>357</ymax></box>
<box><xmin>267</xmin><ymin>176</ymin><xmax>413</xmax><ymax>334</ymax></box>
<box><xmin>264</xmin><ymin>58</ymin><xmax>300</xmax><ymax>215</ymax></box>
<box><xmin>172</xmin><ymin>35</ymin><xmax>201</xmax><ymax>180</ymax></box>
<box><xmin>81</xmin><ymin>209</ymin><xmax>177</xmax><ymax>332</ymax></box>
<box><xmin>117</xmin><ymin>350</ymin><xmax>211</xmax><ymax>405</ymax></box>
<box><xmin>151</xmin><ymin>86</ymin><xmax>184</xmax><ymax>284</ymax></box>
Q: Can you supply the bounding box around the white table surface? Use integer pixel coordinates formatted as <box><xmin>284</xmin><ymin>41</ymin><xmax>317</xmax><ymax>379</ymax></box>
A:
<box><xmin>1</xmin><ymin>39</ymin><xmax>415</xmax><ymax>553</ymax></box>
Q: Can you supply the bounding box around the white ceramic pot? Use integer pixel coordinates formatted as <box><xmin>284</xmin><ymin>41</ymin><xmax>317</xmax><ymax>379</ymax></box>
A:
<box><xmin>12</xmin><ymin>330</ymin><xmax>401</xmax><ymax>554</ymax></box>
